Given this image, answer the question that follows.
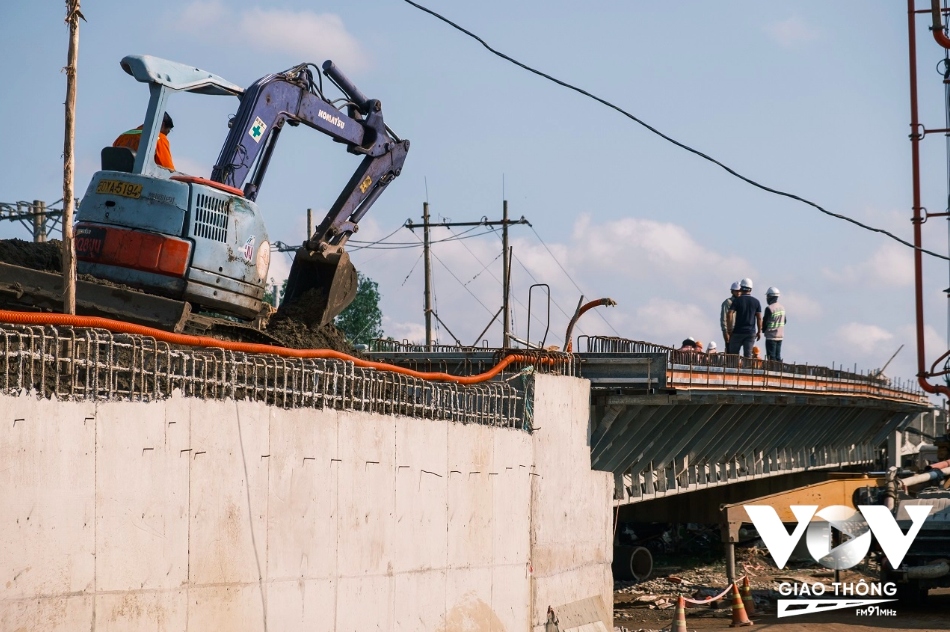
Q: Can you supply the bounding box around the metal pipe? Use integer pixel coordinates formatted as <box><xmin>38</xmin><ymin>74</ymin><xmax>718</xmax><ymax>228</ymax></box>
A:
<box><xmin>900</xmin><ymin>465</ymin><xmax>950</xmax><ymax>488</ymax></box>
<box><xmin>726</xmin><ymin>542</ymin><xmax>737</xmax><ymax>585</ymax></box>
<box><xmin>932</xmin><ymin>0</ymin><xmax>950</xmax><ymax>48</ymax></box>
<box><xmin>564</xmin><ymin>297</ymin><xmax>616</xmax><ymax>352</ymax></box>
<box><xmin>908</xmin><ymin>1</ymin><xmax>950</xmax><ymax>396</ymax></box>
<box><xmin>885</xmin><ymin>466</ymin><xmax>899</xmax><ymax>510</ymax></box>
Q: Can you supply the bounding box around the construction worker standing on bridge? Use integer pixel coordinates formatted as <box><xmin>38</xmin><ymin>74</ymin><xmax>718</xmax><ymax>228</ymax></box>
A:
<box><xmin>763</xmin><ymin>287</ymin><xmax>786</xmax><ymax>362</ymax></box>
<box><xmin>726</xmin><ymin>278</ymin><xmax>762</xmax><ymax>357</ymax></box>
<box><xmin>720</xmin><ymin>281</ymin><xmax>740</xmax><ymax>349</ymax></box>
<box><xmin>113</xmin><ymin>112</ymin><xmax>176</xmax><ymax>171</ymax></box>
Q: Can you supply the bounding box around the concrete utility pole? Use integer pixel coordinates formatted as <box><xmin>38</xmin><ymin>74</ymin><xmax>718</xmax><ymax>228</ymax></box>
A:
<box><xmin>62</xmin><ymin>0</ymin><xmax>84</xmax><ymax>315</ymax></box>
<box><xmin>501</xmin><ymin>200</ymin><xmax>510</xmax><ymax>347</ymax></box>
<box><xmin>406</xmin><ymin>203</ymin><xmax>530</xmax><ymax>348</ymax></box>
<box><xmin>32</xmin><ymin>200</ymin><xmax>47</xmax><ymax>243</ymax></box>
<box><xmin>422</xmin><ymin>202</ymin><xmax>433</xmax><ymax>348</ymax></box>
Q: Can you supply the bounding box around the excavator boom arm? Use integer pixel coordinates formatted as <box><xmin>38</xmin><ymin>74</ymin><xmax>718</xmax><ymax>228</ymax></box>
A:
<box><xmin>211</xmin><ymin>61</ymin><xmax>409</xmax><ymax>327</ymax></box>
<box><xmin>211</xmin><ymin>61</ymin><xmax>408</xmax><ymax>252</ymax></box>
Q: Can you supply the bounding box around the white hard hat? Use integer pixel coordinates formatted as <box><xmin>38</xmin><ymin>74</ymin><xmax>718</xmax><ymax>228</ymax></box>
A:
<box><xmin>730</xmin><ymin>281</ymin><xmax>741</xmax><ymax>291</ymax></box>
<box><xmin>766</xmin><ymin>286</ymin><xmax>780</xmax><ymax>297</ymax></box>
<box><xmin>707</xmin><ymin>341</ymin><xmax>717</xmax><ymax>351</ymax></box>
<box><xmin>740</xmin><ymin>277</ymin><xmax>753</xmax><ymax>290</ymax></box>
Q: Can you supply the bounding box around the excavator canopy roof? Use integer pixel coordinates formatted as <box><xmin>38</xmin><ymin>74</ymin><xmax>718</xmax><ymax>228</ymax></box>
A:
<box><xmin>120</xmin><ymin>55</ymin><xmax>243</xmax><ymax>96</ymax></box>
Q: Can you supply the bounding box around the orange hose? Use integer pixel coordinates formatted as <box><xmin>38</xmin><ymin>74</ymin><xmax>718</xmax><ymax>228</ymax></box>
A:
<box><xmin>0</xmin><ymin>310</ymin><xmax>537</xmax><ymax>385</ymax></box>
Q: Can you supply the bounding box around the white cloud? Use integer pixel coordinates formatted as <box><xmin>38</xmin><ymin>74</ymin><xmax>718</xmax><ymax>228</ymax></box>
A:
<box><xmin>835</xmin><ymin>322</ymin><xmax>893</xmax><ymax>355</ymax></box>
<box><xmin>780</xmin><ymin>290</ymin><xmax>822</xmax><ymax>321</ymax></box>
<box><xmin>635</xmin><ymin>299</ymin><xmax>708</xmax><ymax>343</ymax></box>
<box><xmin>765</xmin><ymin>17</ymin><xmax>819</xmax><ymax>48</ymax></box>
<box><xmin>570</xmin><ymin>214</ymin><xmax>751</xmax><ymax>286</ymax></box>
<box><xmin>241</xmin><ymin>10</ymin><xmax>369</xmax><ymax>71</ymax></box>
<box><xmin>382</xmin><ymin>317</ymin><xmax>426</xmax><ymax>345</ymax></box>
<box><xmin>823</xmin><ymin>243</ymin><xmax>913</xmax><ymax>288</ymax></box>
<box><xmin>178</xmin><ymin>0</ymin><xmax>226</xmax><ymax>30</ymax></box>
<box><xmin>177</xmin><ymin>2</ymin><xmax>369</xmax><ymax>71</ymax></box>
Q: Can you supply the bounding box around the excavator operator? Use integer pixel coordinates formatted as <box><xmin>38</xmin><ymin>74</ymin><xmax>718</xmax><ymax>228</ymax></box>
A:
<box><xmin>113</xmin><ymin>112</ymin><xmax>176</xmax><ymax>171</ymax></box>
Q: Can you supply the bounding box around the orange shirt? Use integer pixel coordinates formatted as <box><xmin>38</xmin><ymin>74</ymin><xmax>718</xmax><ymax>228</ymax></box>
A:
<box><xmin>113</xmin><ymin>125</ymin><xmax>175</xmax><ymax>171</ymax></box>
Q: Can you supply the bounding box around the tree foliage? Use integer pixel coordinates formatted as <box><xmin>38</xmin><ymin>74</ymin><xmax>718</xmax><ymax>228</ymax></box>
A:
<box><xmin>263</xmin><ymin>277</ymin><xmax>287</xmax><ymax>308</ymax></box>
<box><xmin>335</xmin><ymin>271</ymin><xmax>383</xmax><ymax>344</ymax></box>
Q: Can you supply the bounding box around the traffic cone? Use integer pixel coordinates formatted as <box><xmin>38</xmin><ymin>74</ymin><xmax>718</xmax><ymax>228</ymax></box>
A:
<box><xmin>729</xmin><ymin>582</ymin><xmax>753</xmax><ymax>627</ymax></box>
<box><xmin>740</xmin><ymin>576</ymin><xmax>755</xmax><ymax>615</ymax></box>
<box><xmin>669</xmin><ymin>595</ymin><xmax>688</xmax><ymax>632</ymax></box>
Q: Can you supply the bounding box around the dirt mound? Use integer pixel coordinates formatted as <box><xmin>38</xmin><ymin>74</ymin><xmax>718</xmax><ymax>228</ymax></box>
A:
<box><xmin>0</xmin><ymin>238</ymin><xmax>353</xmax><ymax>353</ymax></box>
<box><xmin>0</xmin><ymin>239</ymin><xmax>62</xmax><ymax>272</ymax></box>
<box><xmin>267</xmin><ymin>288</ymin><xmax>352</xmax><ymax>352</ymax></box>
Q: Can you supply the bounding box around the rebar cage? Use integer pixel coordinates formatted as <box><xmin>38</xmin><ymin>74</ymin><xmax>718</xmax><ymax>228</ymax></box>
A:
<box><xmin>0</xmin><ymin>324</ymin><xmax>531</xmax><ymax>430</ymax></box>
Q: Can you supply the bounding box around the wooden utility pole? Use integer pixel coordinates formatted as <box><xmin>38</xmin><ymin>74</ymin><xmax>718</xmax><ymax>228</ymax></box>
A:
<box><xmin>306</xmin><ymin>208</ymin><xmax>313</xmax><ymax>239</ymax></box>
<box><xmin>501</xmin><ymin>200</ymin><xmax>510</xmax><ymax>348</ymax></box>
<box><xmin>422</xmin><ymin>202</ymin><xmax>434</xmax><ymax>348</ymax></box>
<box><xmin>62</xmin><ymin>0</ymin><xmax>83</xmax><ymax>315</ymax></box>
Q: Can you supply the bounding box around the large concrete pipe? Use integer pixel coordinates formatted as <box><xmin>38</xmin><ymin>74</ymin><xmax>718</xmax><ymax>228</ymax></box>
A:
<box><xmin>907</xmin><ymin>559</ymin><xmax>950</xmax><ymax>580</ymax></box>
<box><xmin>612</xmin><ymin>546</ymin><xmax>653</xmax><ymax>582</ymax></box>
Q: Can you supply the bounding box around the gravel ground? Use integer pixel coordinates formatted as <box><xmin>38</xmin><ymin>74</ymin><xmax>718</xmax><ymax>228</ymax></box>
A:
<box><xmin>613</xmin><ymin>547</ymin><xmax>950</xmax><ymax>631</ymax></box>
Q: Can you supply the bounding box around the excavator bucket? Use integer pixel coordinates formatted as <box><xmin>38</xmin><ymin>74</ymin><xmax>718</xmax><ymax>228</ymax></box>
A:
<box><xmin>281</xmin><ymin>249</ymin><xmax>358</xmax><ymax>328</ymax></box>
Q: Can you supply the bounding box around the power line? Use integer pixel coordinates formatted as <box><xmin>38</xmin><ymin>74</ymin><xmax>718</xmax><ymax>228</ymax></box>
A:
<box><xmin>346</xmin><ymin>224</ymin><xmax>405</xmax><ymax>251</ymax></box>
<box><xmin>400</xmin><ymin>0</ymin><xmax>950</xmax><ymax>263</ymax></box>
<box><xmin>527</xmin><ymin>227</ymin><xmax>621</xmax><ymax>337</ymax></box>
<box><xmin>407</xmin><ymin>230</ymin><xmax>496</xmax><ymax>316</ymax></box>
<box><xmin>349</xmin><ymin>225</ymin><xmax>491</xmax><ymax>250</ymax></box>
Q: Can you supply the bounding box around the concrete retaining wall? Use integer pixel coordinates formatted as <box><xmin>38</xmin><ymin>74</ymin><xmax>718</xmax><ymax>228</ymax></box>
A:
<box><xmin>0</xmin><ymin>373</ymin><xmax>611</xmax><ymax>631</ymax></box>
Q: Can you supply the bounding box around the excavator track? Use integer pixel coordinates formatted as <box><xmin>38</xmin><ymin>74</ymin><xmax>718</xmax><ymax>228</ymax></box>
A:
<box><xmin>0</xmin><ymin>261</ymin><xmax>282</xmax><ymax>347</ymax></box>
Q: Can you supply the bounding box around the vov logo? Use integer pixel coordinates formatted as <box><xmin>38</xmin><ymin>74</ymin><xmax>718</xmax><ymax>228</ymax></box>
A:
<box><xmin>745</xmin><ymin>504</ymin><xmax>934</xmax><ymax>618</ymax></box>
<box><xmin>745</xmin><ymin>504</ymin><xmax>932</xmax><ymax>570</ymax></box>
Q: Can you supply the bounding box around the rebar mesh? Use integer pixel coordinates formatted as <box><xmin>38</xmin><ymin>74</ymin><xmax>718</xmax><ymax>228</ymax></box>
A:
<box><xmin>0</xmin><ymin>325</ymin><xmax>530</xmax><ymax>430</ymax></box>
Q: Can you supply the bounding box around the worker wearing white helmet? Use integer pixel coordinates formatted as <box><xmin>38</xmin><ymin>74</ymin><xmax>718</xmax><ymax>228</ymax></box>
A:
<box><xmin>763</xmin><ymin>286</ymin><xmax>786</xmax><ymax>362</ymax></box>
<box><xmin>720</xmin><ymin>281</ymin><xmax>741</xmax><ymax>349</ymax></box>
<box><xmin>706</xmin><ymin>341</ymin><xmax>718</xmax><ymax>354</ymax></box>
<box><xmin>726</xmin><ymin>278</ymin><xmax>762</xmax><ymax>357</ymax></box>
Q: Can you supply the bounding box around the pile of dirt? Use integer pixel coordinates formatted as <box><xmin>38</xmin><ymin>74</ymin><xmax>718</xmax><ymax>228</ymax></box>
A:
<box><xmin>267</xmin><ymin>288</ymin><xmax>353</xmax><ymax>352</ymax></box>
<box><xmin>0</xmin><ymin>238</ymin><xmax>62</xmax><ymax>272</ymax></box>
<box><xmin>0</xmin><ymin>238</ymin><xmax>353</xmax><ymax>353</ymax></box>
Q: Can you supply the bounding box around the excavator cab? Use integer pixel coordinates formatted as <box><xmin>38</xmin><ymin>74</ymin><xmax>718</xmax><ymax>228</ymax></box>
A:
<box><xmin>75</xmin><ymin>55</ymin><xmax>272</xmax><ymax>329</ymax></box>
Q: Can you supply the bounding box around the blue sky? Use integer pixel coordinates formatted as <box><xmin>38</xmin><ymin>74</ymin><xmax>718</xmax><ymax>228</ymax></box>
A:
<box><xmin>1</xmin><ymin>1</ymin><xmax>949</xmax><ymax>387</ymax></box>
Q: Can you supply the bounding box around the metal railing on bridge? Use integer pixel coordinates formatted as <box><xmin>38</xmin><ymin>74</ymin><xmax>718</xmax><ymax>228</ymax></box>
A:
<box><xmin>368</xmin><ymin>338</ymin><xmax>578</xmax><ymax>380</ymax></box>
<box><xmin>581</xmin><ymin>335</ymin><xmax>926</xmax><ymax>403</ymax></box>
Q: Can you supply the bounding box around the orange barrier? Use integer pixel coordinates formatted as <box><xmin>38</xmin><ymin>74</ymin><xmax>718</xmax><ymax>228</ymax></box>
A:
<box><xmin>669</xmin><ymin>595</ymin><xmax>688</xmax><ymax>632</ymax></box>
<box><xmin>0</xmin><ymin>310</ymin><xmax>542</xmax><ymax>385</ymax></box>
<box><xmin>728</xmin><ymin>582</ymin><xmax>754</xmax><ymax>627</ymax></box>
<box><xmin>740</xmin><ymin>576</ymin><xmax>755</xmax><ymax>615</ymax></box>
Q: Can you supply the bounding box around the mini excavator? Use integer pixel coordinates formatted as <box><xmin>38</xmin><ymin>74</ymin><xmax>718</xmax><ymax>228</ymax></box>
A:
<box><xmin>0</xmin><ymin>55</ymin><xmax>408</xmax><ymax>338</ymax></box>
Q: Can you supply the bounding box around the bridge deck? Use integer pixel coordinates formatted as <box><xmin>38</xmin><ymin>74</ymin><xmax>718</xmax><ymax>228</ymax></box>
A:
<box><xmin>370</xmin><ymin>337</ymin><xmax>933</xmax><ymax>504</ymax></box>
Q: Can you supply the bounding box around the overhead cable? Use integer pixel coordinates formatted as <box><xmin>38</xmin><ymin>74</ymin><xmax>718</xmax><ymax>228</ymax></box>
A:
<box><xmin>400</xmin><ymin>0</ymin><xmax>950</xmax><ymax>262</ymax></box>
